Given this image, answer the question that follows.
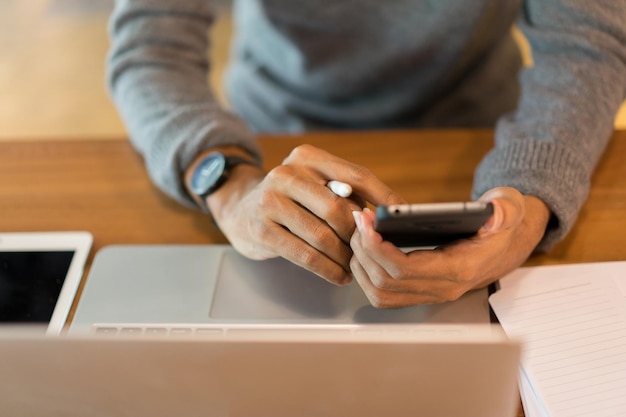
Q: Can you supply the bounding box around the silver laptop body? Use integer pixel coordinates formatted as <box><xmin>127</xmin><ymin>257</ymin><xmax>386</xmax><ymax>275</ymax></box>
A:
<box><xmin>0</xmin><ymin>324</ymin><xmax>520</xmax><ymax>417</ymax></box>
<box><xmin>70</xmin><ymin>245</ymin><xmax>491</xmax><ymax>332</ymax></box>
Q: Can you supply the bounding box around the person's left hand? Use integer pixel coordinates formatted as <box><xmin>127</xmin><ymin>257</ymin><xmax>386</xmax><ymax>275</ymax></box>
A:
<box><xmin>349</xmin><ymin>187</ymin><xmax>551</xmax><ymax>308</ymax></box>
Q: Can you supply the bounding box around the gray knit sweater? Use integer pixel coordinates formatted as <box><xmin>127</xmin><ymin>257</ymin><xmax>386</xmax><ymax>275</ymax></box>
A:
<box><xmin>108</xmin><ymin>0</ymin><xmax>626</xmax><ymax>250</ymax></box>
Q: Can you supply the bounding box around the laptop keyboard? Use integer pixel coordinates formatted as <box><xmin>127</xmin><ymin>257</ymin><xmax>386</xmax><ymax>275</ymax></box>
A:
<box><xmin>93</xmin><ymin>324</ymin><xmax>222</xmax><ymax>337</ymax></box>
<box><xmin>89</xmin><ymin>323</ymin><xmax>478</xmax><ymax>339</ymax></box>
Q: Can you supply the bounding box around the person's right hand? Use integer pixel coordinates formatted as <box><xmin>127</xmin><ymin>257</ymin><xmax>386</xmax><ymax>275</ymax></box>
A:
<box><xmin>348</xmin><ymin>187</ymin><xmax>551</xmax><ymax>308</ymax></box>
<box><xmin>205</xmin><ymin>144</ymin><xmax>405</xmax><ymax>286</ymax></box>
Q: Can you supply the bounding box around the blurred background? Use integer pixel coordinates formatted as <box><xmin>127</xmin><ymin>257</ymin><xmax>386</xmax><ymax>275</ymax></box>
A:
<box><xmin>1</xmin><ymin>0</ymin><xmax>624</xmax><ymax>140</ymax></box>
<box><xmin>0</xmin><ymin>0</ymin><xmax>233</xmax><ymax>140</ymax></box>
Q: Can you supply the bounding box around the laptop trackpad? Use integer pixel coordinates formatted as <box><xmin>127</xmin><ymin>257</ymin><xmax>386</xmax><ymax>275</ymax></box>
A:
<box><xmin>210</xmin><ymin>250</ymin><xmax>351</xmax><ymax>319</ymax></box>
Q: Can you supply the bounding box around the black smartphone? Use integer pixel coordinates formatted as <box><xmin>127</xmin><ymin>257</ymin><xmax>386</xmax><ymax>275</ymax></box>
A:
<box><xmin>374</xmin><ymin>201</ymin><xmax>494</xmax><ymax>247</ymax></box>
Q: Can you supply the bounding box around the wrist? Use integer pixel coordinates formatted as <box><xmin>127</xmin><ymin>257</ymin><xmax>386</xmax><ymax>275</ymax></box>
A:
<box><xmin>523</xmin><ymin>195</ymin><xmax>552</xmax><ymax>245</ymax></box>
<box><xmin>184</xmin><ymin>146</ymin><xmax>261</xmax><ymax>214</ymax></box>
<box><xmin>207</xmin><ymin>163</ymin><xmax>263</xmax><ymax>224</ymax></box>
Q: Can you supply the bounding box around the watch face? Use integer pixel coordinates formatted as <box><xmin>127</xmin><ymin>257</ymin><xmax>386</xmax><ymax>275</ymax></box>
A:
<box><xmin>190</xmin><ymin>153</ymin><xmax>227</xmax><ymax>195</ymax></box>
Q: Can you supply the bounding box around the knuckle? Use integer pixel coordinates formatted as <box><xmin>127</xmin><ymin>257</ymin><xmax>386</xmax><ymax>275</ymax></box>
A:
<box><xmin>249</xmin><ymin>217</ymin><xmax>274</xmax><ymax>242</ymax></box>
<box><xmin>387</xmin><ymin>265</ymin><xmax>411</xmax><ymax>281</ymax></box>
<box><xmin>265</xmin><ymin>165</ymin><xmax>291</xmax><ymax>184</ymax></box>
<box><xmin>435</xmin><ymin>282</ymin><xmax>467</xmax><ymax>303</ymax></box>
<box><xmin>309</xmin><ymin>222</ymin><xmax>335</xmax><ymax>247</ymax></box>
<box><xmin>297</xmin><ymin>249</ymin><xmax>346</xmax><ymax>285</ymax></box>
<box><xmin>347</xmin><ymin>164</ymin><xmax>373</xmax><ymax>184</ymax></box>
<box><xmin>441</xmin><ymin>287</ymin><xmax>465</xmax><ymax>303</ymax></box>
<box><xmin>448</xmin><ymin>287</ymin><xmax>466</xmax><ymax>301</ymax></box>
<box><xmin>323</xmin><ymin>196</ymin><xmax>345</xmax><ymax>218</ymax></box>
<box><xmin>369</xmin><ymin>298</ymin><xmax>386</xmax><ymax>309</ymax></box>
<box><xmin>297</xmin><ymin>246</ymin><xmax>323</xmax><ymax>268</ymax></box>
<box><xmin>367</xmin><ymin>293</ymin><xmax>397</xmax><ymax>309</ymax></box>
<box><xmin>256</xmin><ymin>191</ymin><xmax>275</xmax><ymax>212</ymax></box>
<box><xmin>369</xmin><ymin>273</ymin><xmax>395</xmax><ymax>290</ymax></box>
<box><xmin>325</xmin><ymin>268</ymin><xmax>349</xmax><ymax>285</ymax></box>
<box><xmin>349</xmin><ymin>255</ymin><xmax>359</xmax><ymax>270</ymax></box>
<box><xmin>284</xmin><ymin>144</ymin><xmax>314</xmax><ymax>163</ymax></box>
<box><xmin>382</xmin><ymin>188</ymin><xmax>402</xmax><ymax>205</ymax></box>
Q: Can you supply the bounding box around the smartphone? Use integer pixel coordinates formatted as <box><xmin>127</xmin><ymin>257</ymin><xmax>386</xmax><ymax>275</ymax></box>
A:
<box><xmin>374</xmin><ymin>201</ymin><xmax>493</xmax><ymax>247</ymax></box>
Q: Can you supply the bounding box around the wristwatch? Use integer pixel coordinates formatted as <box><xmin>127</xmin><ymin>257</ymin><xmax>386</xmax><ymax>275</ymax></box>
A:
<box><xmin>188</xmin><ymin>152</ymin><xmax>254</xmax><ymax>211</ymax></box>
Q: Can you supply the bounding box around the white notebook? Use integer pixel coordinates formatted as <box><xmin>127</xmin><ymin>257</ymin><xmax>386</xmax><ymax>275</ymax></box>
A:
<box><xmin>489</xmin><ymin>261</ymin><xmax>626</xmax><ymax>417</ymax></box>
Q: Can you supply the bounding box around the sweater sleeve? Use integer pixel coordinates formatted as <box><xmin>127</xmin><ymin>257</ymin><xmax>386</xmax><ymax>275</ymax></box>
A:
<box><xmin>472</xmin><ymin>0</ymin><xmax>626</xmax><ymax>251</ymax></box>
<box><xmin>107</xmin><ymin>0</ymin><xmax>262</xmax><ymax>209</ymax></box>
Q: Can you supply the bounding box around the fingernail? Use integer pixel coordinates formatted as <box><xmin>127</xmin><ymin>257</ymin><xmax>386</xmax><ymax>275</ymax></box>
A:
<box><xmin>341</xmin><ymin>274</ymin><xmax>353</xmax><ymax>286</ymax></box>
<box><xmin>352</xmin><ymin>211</ymin><xmax>364</xmax><ymax>231</ymax></box>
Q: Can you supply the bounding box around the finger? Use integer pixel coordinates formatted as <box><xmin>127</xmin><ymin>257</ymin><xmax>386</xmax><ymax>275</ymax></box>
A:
<box><xmin>268</xmin><ymin>194</ymin><xmax>354</xmax><ymax>274</ymax></box>
<box><xmin>346</xmin><ymin>194</ymin><xmax>367</xmax><ymax>211</ymax></box>
<box><xmin>352</xmin><ymin>209</ymin><xmax>480</xmax><ymax>300</ymax></box>
<box><xmin>350</xmin><ymin>211</ymin><xmax>416</xmax><ymax>292</ymax></box>
<box><xmin>288</xmin><ymin>214</ymin><xmax>353</xmax><ymax>270</ymax></box>
<box><xmin>352</xmin><ymin>209</ymin><xmax>425</xmax><ymax>277</ymax></box>
<box><xmin>282</xmin><ymin>145</ymin><xmax>406</xmax><ymax>207</ymax></box>
<box><xmin>351</xmin><ymin>211</ymin><xmax>457</xmax><ymax>295</ymax></box>
<box><xmin>259</xmin><ymin>218</ymin><xmax>352</xmax><ymax>286</ymax></box>
<box><xmin>369</xmin><ymin>224</ymin><xmax>512</xmax><ymax>298</ymax></box>
<box><xmin>358</xmin><ymin>188</ymin><xmax>524</xmax><ymax>283</ymax></box>
<box><xmin>350</xmin><ymin>254</ymin><xmax>446</xmax><ymax>308</ymax></box>
<box><xmin>267</xmin><ymin>165</ymin><xmax>357</xmax><ymax>243</ymax></box>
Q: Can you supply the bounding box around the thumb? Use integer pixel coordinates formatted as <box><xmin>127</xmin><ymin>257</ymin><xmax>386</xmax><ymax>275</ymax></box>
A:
<box><xmin>478</xmin><ymin>187</ymin><xmax>525</xmax><ymax>234</ymax></box>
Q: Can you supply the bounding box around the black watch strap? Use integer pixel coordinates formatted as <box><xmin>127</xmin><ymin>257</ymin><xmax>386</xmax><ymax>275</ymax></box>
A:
<box><xmin>195</xmin><ymin>154</ymin><xmax>254</xmax><ymax>213</ymax></box>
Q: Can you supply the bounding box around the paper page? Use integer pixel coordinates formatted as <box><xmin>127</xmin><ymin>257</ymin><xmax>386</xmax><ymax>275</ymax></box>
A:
<box><xmin>489</xmin><ymin>261</ymin><xmax>626</xmax><ymax>417</ymax></box>
<box><xmin>519</xmin><ymin>371</ymin><xmax>550</xmax><ymax>417</ymax></box>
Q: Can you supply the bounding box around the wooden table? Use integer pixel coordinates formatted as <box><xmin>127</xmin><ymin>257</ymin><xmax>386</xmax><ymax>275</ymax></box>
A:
<box><xmin>1</xmin><ymin>129</ymin><xmax>625</xmax><ymax>416</ymax></box>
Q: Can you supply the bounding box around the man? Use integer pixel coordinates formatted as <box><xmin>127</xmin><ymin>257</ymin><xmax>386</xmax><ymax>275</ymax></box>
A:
<box><xmin>107</xmin><ymin>0</ymin><xmax>626</xmax><ymax>307</ymax></box>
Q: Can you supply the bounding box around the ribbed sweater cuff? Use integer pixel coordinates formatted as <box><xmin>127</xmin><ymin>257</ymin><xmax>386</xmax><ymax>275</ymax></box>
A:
<box><xmin>472</xmin><ymin>139</ymin><xmax>591</xmax><ymax>251</ymax></box>
<box><xmin>142</xmin><ymin>111</ymin><xmax>262</xmax><ymax>210</ymax></box>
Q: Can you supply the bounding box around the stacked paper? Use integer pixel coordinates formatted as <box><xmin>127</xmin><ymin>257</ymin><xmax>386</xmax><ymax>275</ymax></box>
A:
<box><xmin>489</xmin><ymin>261</ymin><xmax>626</xmax><ymax>417</ymax></box>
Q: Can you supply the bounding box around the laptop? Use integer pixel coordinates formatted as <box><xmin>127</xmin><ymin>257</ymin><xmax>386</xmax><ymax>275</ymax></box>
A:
<box><xmin>70</xmin><ymin>244</ymin><xmax>491</xmax><ymax>333</ymax></box>
<box><xmin>0</xmin><ymin>324</ymin><xmax>521</xmax><ymax>417</ymax></box>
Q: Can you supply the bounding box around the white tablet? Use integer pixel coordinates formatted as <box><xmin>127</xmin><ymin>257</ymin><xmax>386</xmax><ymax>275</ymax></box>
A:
<box><xmin>0</xmin><ymin>231</ymin><xmax>93</xmax><ymax>335</ymax></box>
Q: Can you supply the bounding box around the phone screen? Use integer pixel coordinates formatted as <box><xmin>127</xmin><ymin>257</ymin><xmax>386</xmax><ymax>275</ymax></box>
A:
<box><xmin>0</xmin><ymin>251</ymin><xmax>75</xmax><ymax>323</ymax></box>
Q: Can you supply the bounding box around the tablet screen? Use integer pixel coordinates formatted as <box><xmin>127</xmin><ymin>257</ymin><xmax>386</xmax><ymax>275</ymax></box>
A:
<box><xmin>0</xmin><ymin>251</ymin><xmax>75</xmax><ymax>323</ymax></box>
